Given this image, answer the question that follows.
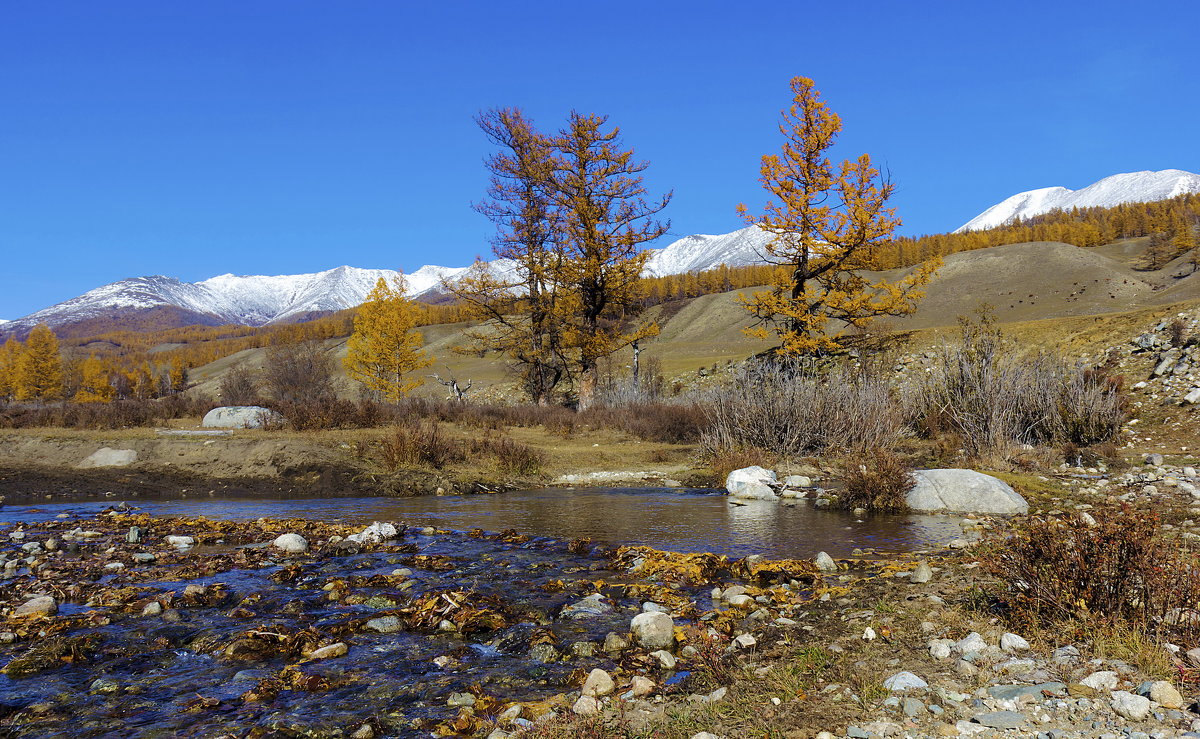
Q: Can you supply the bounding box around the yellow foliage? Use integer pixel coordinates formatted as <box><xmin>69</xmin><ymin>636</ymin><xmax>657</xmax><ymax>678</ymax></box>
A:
<box><xmin>0</xmin><ymin>336</ymin><xmax>22</xmax><ymax>400</ymax></box>
<box><xmin>344</xmin><ymin>275</ymin><xmax>433</xmax><ymax>402</ymax></box>
<box><xmin>738</xmin><ymin>76</ymin><xmax>940</xmax><ymax>355</ymax></box>
<box><xmin>73</xmin><ymin>354</ymin><xmax>115</xmax><ymax>403</ymax></box>
<box><xmin>13</xmin><ymin>323</ymin><xmax>63</xmax><ymax>401</ymax></box>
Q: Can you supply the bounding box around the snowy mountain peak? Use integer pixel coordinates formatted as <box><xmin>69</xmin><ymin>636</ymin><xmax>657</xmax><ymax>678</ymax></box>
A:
<box><xmin>956</xmin><ymin>169</ymin><xmax>1200</xmax><ymax>233</ymax></box>
<box><xmin>3</xmin><ymin>226</ymin><xmax>784</xmax><ymax>338</ymax></box>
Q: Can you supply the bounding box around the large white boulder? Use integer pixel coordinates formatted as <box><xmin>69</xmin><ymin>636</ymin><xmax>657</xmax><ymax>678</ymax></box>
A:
<box><xmin>725</xmin><ymin>466</ymin><xmax>779</xmax><ymax>500</ymax></box>
<box><xmin>906</xmin><ymin>469</ymin><xmax>1028</xmax><ymax>514</ymax></box>
<box><xmin>77</xmin><ymin>447</ymin><xmax>138</xmax><ymax>468</ymax></box>
<box><xmin>202</xmin><ymin>406</ymin><xmax>283</xmax><ymax>429</ymax></box>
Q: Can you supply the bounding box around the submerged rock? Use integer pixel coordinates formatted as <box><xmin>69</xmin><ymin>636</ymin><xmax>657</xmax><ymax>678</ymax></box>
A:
<box><xmin>560</xmin><ymin>593</ymin><xmax>613</xmax><ymax>620</ymax></box>
<box><xmin>347</xmin><ymin>522</ymin><xmax>398</xmax><ymax>545</ymax></box>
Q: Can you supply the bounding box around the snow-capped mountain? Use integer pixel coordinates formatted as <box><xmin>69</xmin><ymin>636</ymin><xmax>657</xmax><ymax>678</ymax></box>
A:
<box><xmin>956</xmin><ymin>169</ymin><xmax>1200</xmax><ymax>233</ymax></box>
<box><xmin>644</xmin><ymin>225</ymin><xmax>773</xmax><ymax>276</ymax></box>
<box><xmin>3</xmin><ymin>227</ymin><xmax>778</xmax><ymax>338</ymax></box>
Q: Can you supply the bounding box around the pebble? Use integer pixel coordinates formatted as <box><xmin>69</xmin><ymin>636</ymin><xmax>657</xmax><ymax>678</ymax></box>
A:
<box><xmin>883</xmin><ymin>671</ymin><xmax>928</xmax><ymax>691</ymax></box>
<box><xmin>364</xmin><ymin>616</ymin><xmax>401</xmax><ymax>633</ymax></box>
<box><xmin>1000</xmin><ymin>632</ymin><xmax>1030</xmax><ymax>652</ymax></box>
<box><xmin>910</xmin><ymin>560</ymin><xmax>933</xmax><ymax>583</ymax></box>
<box><xmin>1080</xmin><ymin>670</ymin><xmax>1119</xmax><ymax>692</ymax></box>
<box><xmin>650</xmin><ymin>649</ymin><xmax>677</xmax><ymax>668</ymax></box>
<box><xmin>1149</xmin><ymin>680</ymin><xmax>1184</xmax><ymax>709</ymax></box>
<box><xmin>814</xmin><ymin>551</ymin><xmax>837</xmax><ymax>572</ymax></box>
<box><xmin>304</xmin><ymin>642</ymin><xmax>348</xmax><ymax>661</ymax></box>
<box><xmin>972</xmin><ymin>711</ymin><xmax>1026</xmax><ymax>729</ymax></box>
<box><xmin>572</xmin><ymin>695</ymin><xmax>600</xmax><ymax>715</ymax></box>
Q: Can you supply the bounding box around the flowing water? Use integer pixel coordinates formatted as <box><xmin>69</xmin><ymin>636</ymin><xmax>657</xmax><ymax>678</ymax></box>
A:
<box><xmin>0</xmin><ymin>488</ymin><xmax>962</xmax><ymax>737</ymax></box>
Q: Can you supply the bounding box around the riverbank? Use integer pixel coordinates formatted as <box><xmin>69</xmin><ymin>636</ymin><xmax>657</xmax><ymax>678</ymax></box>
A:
<box><xmin>0</xmin><ymin>425</ymin><xmax>705</xmax><ymax>503</ymax></box>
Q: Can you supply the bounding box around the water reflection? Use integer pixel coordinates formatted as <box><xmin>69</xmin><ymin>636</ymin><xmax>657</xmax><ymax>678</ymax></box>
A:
<box><xmin>0</xmin><ymin>487</ymin><xmax>961</xmax><ymax>559</ymax></box>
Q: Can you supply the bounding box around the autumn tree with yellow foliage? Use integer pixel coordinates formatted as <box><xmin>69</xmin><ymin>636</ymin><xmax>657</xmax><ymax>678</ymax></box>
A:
<box><xmin>738</xmin><ymin>77</ymin><xmax>939</xmax><ymax>356</ymax></box>
<box><xmin>0</xmin><ymin>337</ymin><xmax>22</xmax><ymax>401</ymax></box>
<box><xmin>552</xmin><ymin>111</ymin><xmax>670</xmax><ymax>409</ymax></box>
<box><xmin>74</xmin><ymin>355</ymin><xmax>116</xmax><ymax>403</ymax></box>
<box><xmin>447</xmin><ymin>108</ymin><xmax>568</xmax><ymax>405</ymax></box>
<box><xmin>13</xmin><ymin>323</ymin><xmax>63</xmax><ymax>401</ymax></box>
<box><xmin>344</xmin><ymin>275</ymin><xmax>433</xmax><ymax>401</ymax></box>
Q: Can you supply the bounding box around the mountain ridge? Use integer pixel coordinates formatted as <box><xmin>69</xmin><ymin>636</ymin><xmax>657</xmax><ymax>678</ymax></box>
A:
<box><xmin>0</xmin><ymin>226</ymin><xmax>775</xmax><ymax>338</ymax></box>
<box><xmin>956</xmin><ymin>169</ymin><xmax>1200</xmax><ymax>232</ymax></box>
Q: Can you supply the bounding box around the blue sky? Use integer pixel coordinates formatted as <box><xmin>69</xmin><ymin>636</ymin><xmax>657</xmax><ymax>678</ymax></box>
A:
<box><xmin>2</xmin><ymin>0</ymin><xmax>1198</xmax><ymax>319</ymax></box>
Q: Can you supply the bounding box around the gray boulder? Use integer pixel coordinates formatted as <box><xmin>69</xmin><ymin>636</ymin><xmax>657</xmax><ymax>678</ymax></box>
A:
<box><xmin>725</xmin><ymin>466</ymin><xmax>779</xmax><ymax>500</ymax></box>
<box><xmin>906</xmin><ymin>469</ymin><xmax>1028</xmax><ymax>514</ymax></box>
<box><xmin>77</xmin><ymin>447</ymin><xmax>137</xmax><ymax>468</ymax></box>
<box><xmin>202</xmin><ymin>406</ymin><xmax>283</xmax><ymax>429</ymax></box>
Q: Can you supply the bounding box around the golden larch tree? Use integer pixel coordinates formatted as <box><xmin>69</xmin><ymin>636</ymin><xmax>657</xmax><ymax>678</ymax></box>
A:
<box><xmin>74</xmin><ymin>355</ymin><xmax>116</xmax><ymax>403</ymax></box>
<box><xmin>446</xmin><ymin>108</ymin><xmax>568</xmax><ymax>405</ymax></box>
<box><xmin>0</xmin><ymin>336</ymin><xmax>23</xmax><ymax>401</ymax></box>
<box><xmin>344</xmin><ymin>275</ymin><xmax>433</xmax><ymax>401</ymax></box>
<box><xmin>14</xmin><ymin>323</ymin><xmax>63</xmax><ymax>401</ymax></box>
<box><xmin>552</xmin><ymin>111</ymin><xmax>670</xmax><ymax>409</ymax></box>
<box><xmin>737</xmin><ymin>76</ymin><xmax>939</xmax><ymax>356</ymax></box>
<box><xmin>168</xmin><ymin>356</ymin><xmax>189</xmax><ymax>394</ymax></box>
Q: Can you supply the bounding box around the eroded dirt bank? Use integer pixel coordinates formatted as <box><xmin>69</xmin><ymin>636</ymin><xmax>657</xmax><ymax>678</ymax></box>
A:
<box><xmin>0</xmin><ymin>432</ymin><xmax>510</xmax><ymax>502</ymax></box>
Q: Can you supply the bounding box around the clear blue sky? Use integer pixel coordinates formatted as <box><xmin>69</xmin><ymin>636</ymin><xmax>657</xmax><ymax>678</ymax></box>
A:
<box><xmin>2</xmin><ymin>0</ymin><xmax>1198</xmax><ymax>319</ymax></box>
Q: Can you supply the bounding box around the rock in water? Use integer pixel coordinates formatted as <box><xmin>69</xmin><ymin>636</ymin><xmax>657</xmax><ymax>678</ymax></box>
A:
<box><xmin>77</xmin><ymin>447</ymin><xmax>138</xmax><ymax>468</ymax></box>
<box><xmin>814</xmin><ymin>551</ymin><xmax>837</xmax><ymax>572</ymax></box>
<box><xmin>13</xmin><ymin>595</ymin><xmax>57</xmax><ymax>618</ymax></box>
<box><xmin>725</xmin><ymin>466</ymin><xmax>778</xmax><ymax>499</ymax></box>
<box><xmin>630</xmin><ymin>611</ymin><xmax>675</xmax><ymax>650</ymax></box>
<box><xmin>906</xmin><ymin>469</ymin><xmax>1028</xmax><ymax>514</ymax></box>
<box><xmin>347</xmin><ymin>522</ymin><xmax>398</xmax><ymax>545</ymax></box>
<box><xmin>201</xmin><ymin>406</ymin><xmax>284</xmax><ymax>429</ymax></box>
<box><xmin>272</xmin><ymin>533</ymin><xmax>308</xmax><ymax>553</ymax></box>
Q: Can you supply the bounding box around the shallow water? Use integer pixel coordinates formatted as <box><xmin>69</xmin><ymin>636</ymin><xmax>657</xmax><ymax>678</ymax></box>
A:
<box><xmin>0</xmin><ymin>486</ymin><xmax>961</xmax><ymax>559</ymax></box>
<box><xmin>0</xmin><ymin>488</ymin><xmax>962</xmax><ymax>737</ymax></box>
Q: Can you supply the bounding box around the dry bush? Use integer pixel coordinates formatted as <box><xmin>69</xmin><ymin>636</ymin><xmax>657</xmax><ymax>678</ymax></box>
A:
<box><xmin>378</xmin><ymin>422</ymin><xmax>544</xmax><ymax>476</ymax></box>
<box><xmin>584</xmin><ymin>403</ymin><xmax>706</xmax><ymax>444</ymax></box>
<box><xmin>0</xmin><ymin>396</ymin><xmax>213</xmax><ymax>430</ymax></box>
<box><xmin>472</xmin><ymin>436</ymin><xmax>546</xmax><ymax>476</ymax></box>
<box><xmin>1169</xmin><ymin>317</ymin><xmax>1190</xmax><ymax>348</ymax></box>
<box><xmin>378</xmin><ymin>421</ymin><xmax>467</xmax><ymax>470</ymax></box>
<box><xmin>705</xmin><ymin>445</ymin><xmax>778</xmax><ymax>484</ymax></box>
<box><xmin>218</xmin><ymin>365</ymin><xmax>261</xmax><ymax>406</ymax></box>
<box><xmin>262</xmin><ymin>340</ymin><xmax>338</xmax><ymax>405</ymax></box>
<box><xmin>915</xmin><ymin>312</ymin><xmax>1126</xmax><ymax>457</ymax></box>
<box><xmin>700</xmin><ymin>361</ymin><xmax>906</xmax><ymax>457</ymax></box>
<box><xmin>983</xmin><ymin>504</ymin><xmax>1200</xmax><ymax>643</ymax></box>
<box><xmin>839</xmin><ymin>449</ymin><xmax>913</xmax><ymax>512</ymax></box>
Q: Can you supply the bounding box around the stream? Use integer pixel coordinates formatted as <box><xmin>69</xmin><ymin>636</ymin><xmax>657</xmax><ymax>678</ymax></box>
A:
<box><xmin>0</xmin><ymin>487</ymin><xmax>963</xmax><ymax>737</ymax></box>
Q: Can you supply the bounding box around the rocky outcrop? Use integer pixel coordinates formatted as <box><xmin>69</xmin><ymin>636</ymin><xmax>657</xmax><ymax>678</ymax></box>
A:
<box><xmin>906</xmin><ymin>469</ymin><xmax>1028</xmax><ymax>514</ymax></box>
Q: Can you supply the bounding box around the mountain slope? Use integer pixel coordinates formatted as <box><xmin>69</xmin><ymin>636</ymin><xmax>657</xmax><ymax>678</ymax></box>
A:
<box><xmin>956</xmin><ymin>169</ymin><xmax>1200</xmax><ymax>232</ymax></box>
<box><xmin>3</xmin><ymin>227</ymin><xmax>779</xmax><ymax>338</ymax></box>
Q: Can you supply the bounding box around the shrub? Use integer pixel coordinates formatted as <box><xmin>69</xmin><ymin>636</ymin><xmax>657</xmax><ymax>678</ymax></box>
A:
<box><xmin>473</xmin><ymin>436</ymin><xmax>546</xmax><ymax>476</ymax></box>
<box><xmin>218</xmin><ymin>365</ymin><xmax>261</xmax><ymax>406</ymax></box>
<box><xmin>700</xmin><ymin>360</ymin><xmax>906</xmax><ymax>457</ymax></box>
<box><xmin>379</xmin><ymin>421</ymin><xmax>466</xmax><ymax>470</ymax></box>
<box><xmin>915</xmin><ymin>312</ymin><xmax>1126</xmax><ymax>456</ymax></box>
<box><xmin>983</xmin><ymin>504</ymin><xmax>1200</xmax><ymax>642</ymax></box>
<box><xmin>262</xmin><ymin>340</ymin><xmax>338</xmax><ymax>406</ymax></box>
<box><xmin>839</xmin><ymin>449</ymin><xmax>913</xmax><ymax>512</ymax></box>
<box><xmin>704</xmin><ymin>445</ymin><xmax>778</xmax><ymax>485</ymax></box>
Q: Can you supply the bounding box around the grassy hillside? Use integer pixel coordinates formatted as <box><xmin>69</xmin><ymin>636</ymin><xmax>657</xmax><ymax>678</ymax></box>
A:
<box><xmin>186</xmin><ymin>237</ymin><xmax>1200</xmax><ymax>401</ymax></box>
